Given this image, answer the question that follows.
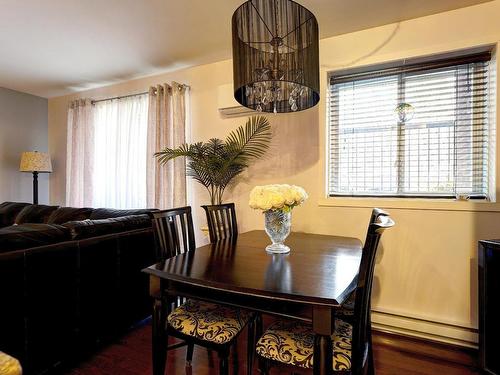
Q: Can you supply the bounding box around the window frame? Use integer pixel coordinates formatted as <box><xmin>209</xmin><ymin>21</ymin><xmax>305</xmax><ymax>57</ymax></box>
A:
<box><xmin>326</xmin><ymin>52</ymin><xmax>492</xmax><ymax>200</ymax></box>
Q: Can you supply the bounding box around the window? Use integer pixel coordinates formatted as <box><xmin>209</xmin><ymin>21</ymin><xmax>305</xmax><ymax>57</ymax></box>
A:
<box><xmin>328</xmin><ymin>53</ymin><xmax>492</xmax><ymax>198</ymax></box>
<box><xmin>93</xmin><ymin>94</ymin><xmax>149</xmax><ymax>208</ymax></box>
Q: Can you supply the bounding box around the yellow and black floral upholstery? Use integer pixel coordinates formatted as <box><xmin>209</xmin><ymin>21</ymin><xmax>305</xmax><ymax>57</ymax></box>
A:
<box><xmin>168</xmin><ymin>299</ymin><xmax>253</xmax><ymax>345</ymax></box>
<box><xmin>256</xmin><ymin>319</ymin><xmax>352</xmax><ymax>371</ymax></box>
<box><xmin>0</xmin><ymin>352</ymin><xmax>22</xmax><ymax>375</ymax></box>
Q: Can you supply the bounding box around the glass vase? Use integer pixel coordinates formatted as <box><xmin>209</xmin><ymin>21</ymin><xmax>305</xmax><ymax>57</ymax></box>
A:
<box><xmin>264</xmin><ymin>209</ymin><xmax>291</xmax><ymax>254</ymax></box>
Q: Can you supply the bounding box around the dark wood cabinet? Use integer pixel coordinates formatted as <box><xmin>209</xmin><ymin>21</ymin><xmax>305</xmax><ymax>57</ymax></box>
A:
<box><xmin>479</xmin><ymin>240</ymin><xmax>500</xmax><ymax>375</ymax></box>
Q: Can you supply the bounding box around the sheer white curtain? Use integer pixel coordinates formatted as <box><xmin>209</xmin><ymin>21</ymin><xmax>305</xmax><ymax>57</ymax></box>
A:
<box><xmin>66</xmin><ymin>99</ymin><xmax>94</xmax><ymax>207</ymax></box>
<box><xmin>92</xmin><ymin>94</ymin><xmax>149</xmax><ymax>208</ymax></box>
<box><xmin>66</xmin><ymin>84</ymin><xmax>188</xmax><ymax>209</ymax></box>
<box><xmin>146</xmin><ymin>82</ymin><xmax>188</xmax><ymax>209</ymax></box>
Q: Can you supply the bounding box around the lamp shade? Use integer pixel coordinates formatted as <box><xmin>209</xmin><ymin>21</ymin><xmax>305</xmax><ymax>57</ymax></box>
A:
<box><xmin>232</xmin><ymin>0</ymin><xmax>319</xmax><ymax>113</ymax></box>
<box><xmin>19</xmin><ymin>151</ymin><xmax>52</xmax><ymax>173</ymax></box>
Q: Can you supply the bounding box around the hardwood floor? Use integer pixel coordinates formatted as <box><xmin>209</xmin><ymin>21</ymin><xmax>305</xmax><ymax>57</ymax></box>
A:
<box><xmin>66</xmin><ymin>319</ymin><xmax>480</xmax><ymax>375</ymax></box>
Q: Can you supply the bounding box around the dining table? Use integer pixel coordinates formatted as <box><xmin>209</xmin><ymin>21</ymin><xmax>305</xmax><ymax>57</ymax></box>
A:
<box><xmin>143</xmin><ymin>230</ymin><xmax>363</xmax><ymax>375</ymax></box>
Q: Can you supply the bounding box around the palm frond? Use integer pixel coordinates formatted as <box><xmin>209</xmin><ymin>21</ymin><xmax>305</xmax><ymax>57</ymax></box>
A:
<box><xmin>225</xmin><ymin>116</ymin><xmax>272</xmax><ymax>161</ymax></box>
<box><xmin>155</xmin><ymin>143</ymin><xmax>199</xmax><ymax>165</ymax></box>
<box><xmin>206</xmin><ymin>138</ymin><xmax>225</xmax><ymax>155</ymax></box>
<box><xmin>187</xmin><ymin>161</ymin><xmax>215</xmax><ymax>189</ymax></box>
<box><xmin>217</xmin><ymin>164</ymin><xmax>247</xmax><ymax>189</ymax></box>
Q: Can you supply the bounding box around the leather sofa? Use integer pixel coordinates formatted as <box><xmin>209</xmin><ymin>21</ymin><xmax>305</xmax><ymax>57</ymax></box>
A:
<box><xmin>0</xmin><ymin>202</ymin><xmax>157</xmax><ymax>375</ymax></box>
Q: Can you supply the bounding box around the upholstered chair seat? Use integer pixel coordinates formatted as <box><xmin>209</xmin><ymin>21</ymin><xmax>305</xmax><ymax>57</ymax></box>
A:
<box><xmin>0</xmin><ymin>352</ymin><xmax>22</xmax><ymax>375</ymax></box>
<box><xmin>168</xmin><ymin>299</ymin><xmax>253</xmax><ymax>345</ymax></box>
<box><xmin>256</xmin><ymin>319</ymin><xmax>353</xmax><ymax>371</ymax></box>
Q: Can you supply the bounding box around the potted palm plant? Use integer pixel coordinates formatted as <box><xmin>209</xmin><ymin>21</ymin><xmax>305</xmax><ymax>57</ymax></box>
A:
<box><xmin>155</xmin><ymin>116</ymin><xmax>272</xmax><ymax>205</ymax></box>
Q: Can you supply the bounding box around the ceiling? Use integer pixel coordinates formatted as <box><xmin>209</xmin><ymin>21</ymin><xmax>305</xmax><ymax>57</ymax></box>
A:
<box><xmin>0</xmin><ymin>0</ymin><xmax>491</xmax><ymax>98</ymax></box>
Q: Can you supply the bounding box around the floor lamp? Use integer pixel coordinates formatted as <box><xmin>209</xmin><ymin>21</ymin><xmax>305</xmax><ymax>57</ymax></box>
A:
<box><xmin>19</xmin><ymin>151</ymin><xmax>52</xmax><ymax>204</ymax></box>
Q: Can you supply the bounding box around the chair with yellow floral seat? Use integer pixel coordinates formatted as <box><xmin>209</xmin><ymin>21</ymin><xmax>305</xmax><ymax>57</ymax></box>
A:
<box><xmin>0</xmin><ymin>352</ymin><xmax>22</xmax><ymax>375</ymax></box>
<box><xmin>255</xmin><ymin>208</ymin><xmax>394</xmax><ymax>374</ymax></box>
<box><xmin>152</xmin><ymin>206</ymin><xmax>256</xmax><ymax>375</ymax></box>
<box><xmin>202</xmin><ymin>202</ymin><xmax>263</xmax><ymax>373</ymax></box>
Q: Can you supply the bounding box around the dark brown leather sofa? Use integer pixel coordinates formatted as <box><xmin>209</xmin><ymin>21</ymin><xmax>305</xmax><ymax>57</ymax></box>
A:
<box><xmin>0</xmin><ymin>202</ymin><xmax>157</xmax><ymax>374</ymax></box>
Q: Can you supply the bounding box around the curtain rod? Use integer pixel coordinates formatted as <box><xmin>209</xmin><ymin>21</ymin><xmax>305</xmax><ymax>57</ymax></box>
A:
<box><xmin>91</xmin><ymin>83</ymin><xmax>190</xmax><ymax>104</ymax></box>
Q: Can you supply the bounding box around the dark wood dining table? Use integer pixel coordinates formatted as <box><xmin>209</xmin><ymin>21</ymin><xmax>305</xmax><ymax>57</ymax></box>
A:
<box><xmin>144</xmin><ymin>230</ymin><xmax>362</xmax><ymax>375</ymax></box>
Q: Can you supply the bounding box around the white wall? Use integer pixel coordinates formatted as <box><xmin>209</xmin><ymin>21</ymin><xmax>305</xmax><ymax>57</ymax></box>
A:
<box><xmin>0</xmin><ymin>87</ymin><xmax>48</xmax><ymax>204</ymax></box>
<box><xmin>48</xmin><ymin>1</ymin><xmax>500</xmax><ymax>347</ymax></box>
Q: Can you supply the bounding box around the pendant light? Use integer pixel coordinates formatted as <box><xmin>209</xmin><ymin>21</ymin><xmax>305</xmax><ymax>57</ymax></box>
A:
<box><xmin>232</xmin><ymin>0</ymin><xmax>319</xmax><ymax>113</ymax></box>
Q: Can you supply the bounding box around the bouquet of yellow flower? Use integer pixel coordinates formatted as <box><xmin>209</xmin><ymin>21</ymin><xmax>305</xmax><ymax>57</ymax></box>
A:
<box><xmin>249</xmin><ymin>184</ymin><xmax>308</xmax><ymax>212</ymax></box>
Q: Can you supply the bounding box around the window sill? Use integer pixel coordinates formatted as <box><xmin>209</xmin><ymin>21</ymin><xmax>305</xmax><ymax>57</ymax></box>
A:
<box><xmin>318</xmin><ymin>197</ymin><xmax>500</xmax><ymax>212</ymax></box>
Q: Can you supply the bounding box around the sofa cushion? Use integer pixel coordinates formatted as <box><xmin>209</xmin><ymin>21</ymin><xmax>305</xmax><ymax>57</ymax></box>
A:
<box><xmin>46</xmin><ymin>207</ymin><xmax>93</xmax><ymax>225</ymax></box>
<box><xmin>89</xmin><ymin>208</ymin><xmax>154</xmax><ymax>220</ymax></box>
<box><xmin>0</xmin><ymin>224</ymin><xmax>70</xmax><ymax>253</ymax></box>
<box><xmin>63</xmin><ymin>214</ymin><xmax>151</xmax><ymax>240</ymax></box>
<box><xmin>0</xmin><ymin>202</ymin><xmax>31</xmax><ymax>228</ymax></box>
<box><xmin>15</xmin><ymin>204</ymin><xmax>59</xmax><ymax>225</ymax></box>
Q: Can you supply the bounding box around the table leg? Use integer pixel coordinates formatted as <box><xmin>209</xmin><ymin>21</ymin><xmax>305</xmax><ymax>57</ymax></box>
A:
<box><xmin>247</xmin><ymin>318</ymin><xmax>255</xmax><ymax>375</ymax></box>
<box><xmin>313</xmin><ymin>334</ymin><xmax>333</xmax><ymax>375</ymax></box>
<box><xmin>312</xmin><ymin>306</ymin><xmax>334</xmax><ymax>375</ymax></box>
<box><xmin>152</xmin><ymin>298</ymin><xmax>168</xmax><ymax>375</ymax></box>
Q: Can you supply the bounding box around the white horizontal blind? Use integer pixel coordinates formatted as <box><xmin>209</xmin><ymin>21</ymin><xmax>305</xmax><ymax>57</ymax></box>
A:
<box><xmin>328</xmin><ymin>55</ymin><xmax>490</xmax><ymax>198</ymax></box>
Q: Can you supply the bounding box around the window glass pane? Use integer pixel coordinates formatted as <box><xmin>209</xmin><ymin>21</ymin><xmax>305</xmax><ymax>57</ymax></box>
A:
<box><xmin>332</xmin><ymin>77</ymin><xmax>398</xmax><ymax>195</ymax></box>
<box><xmin>403</xmin><ymin>69</ymin><xmax>457</xmax><ymax>194</ymax></box>
<box><xmin>328</xmin><ymin>58</ymin><xmax>490</xmax><ymax>198</ymax></box>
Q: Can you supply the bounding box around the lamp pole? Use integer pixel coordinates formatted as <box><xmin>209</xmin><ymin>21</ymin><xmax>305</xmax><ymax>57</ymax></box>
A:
<box><xmin>32</xmin><ymin>171</ymin><xmax>38</xmax><ymax>204</ymax></box>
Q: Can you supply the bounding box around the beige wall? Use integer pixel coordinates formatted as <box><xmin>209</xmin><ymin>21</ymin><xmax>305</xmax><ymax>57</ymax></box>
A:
<box><xmin>0</xmin><ymin>87</ymin><xmax>48</xmax><ymax>204</ymax></box>
<box><xmin>48</xmin><ymin>1</ymin><xmax>500</xmax><ymax>347</ymax></box>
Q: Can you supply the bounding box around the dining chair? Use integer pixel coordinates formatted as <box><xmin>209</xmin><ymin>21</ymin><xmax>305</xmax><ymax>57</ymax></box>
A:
<box><xmin>201</xmin><ymin>203</ymin><xmax>238</xmax><ymax>243</ymax></box>
<box><xmin>255</xmin><ymin>208</ymin><xmax>395</xmax><ymax>374</ymax></box>
<box><xmin>152</xmin><ymin>206</ymin><xmax>255</xmax><ymax>375</ymax></box>
<box><xmin>337</xmin><ymin>209</ymin><xmax>382</xmax><ymax>320</ymax></box>
<box><xmin>152</xmin><ymin>206</ymin><xmax>196</xmax><ymax>261</ymax></box>
<box><xmin>202</xmin><ymin>202</ymin><xmax>262</xmax><ymax>372</ymax></box>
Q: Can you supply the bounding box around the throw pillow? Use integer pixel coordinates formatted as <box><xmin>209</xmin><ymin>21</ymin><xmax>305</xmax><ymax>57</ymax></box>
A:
<box><xmin>15</xmin><ymin>204</ymin><xmax>60</xmax><ymax>225</ymax></box>
<box><xmin>46</xmin><ymin>207</ymin><xmax>94</xmax><ymax>224</ymax></box>
<box><xmin>0</xmin><ymin>202</ymin><xmax>31</xmax><ymax>227</ymax></box>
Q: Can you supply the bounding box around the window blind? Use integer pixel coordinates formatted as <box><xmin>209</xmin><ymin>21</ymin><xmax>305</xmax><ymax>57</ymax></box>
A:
<box><xmin>328</xmin><ymin>53</ymin><xmax>491</xmax><ymax>198</ymax></box>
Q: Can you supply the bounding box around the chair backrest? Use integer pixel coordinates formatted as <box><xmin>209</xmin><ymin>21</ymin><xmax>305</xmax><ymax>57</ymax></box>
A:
<box><xmin>201</xmin><ymin>203</ymin><xmax>238</xmax><ymax>243</ymax></box>
<box><xmin>152</xmin><ymin>206</ymin><xmax>196</xmax><ymax>261</ymax></box>
<box><xmin>351</xmin><ymin>208</ymin><xmax>394</xmax><ymax>372</ymax></box>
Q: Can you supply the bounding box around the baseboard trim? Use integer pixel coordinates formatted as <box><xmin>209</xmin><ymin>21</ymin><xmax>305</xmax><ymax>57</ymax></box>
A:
<box><xmin>371</xmin><ymin>309</ymin><xmax>478</xmax><ymax>349</ymax></box>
